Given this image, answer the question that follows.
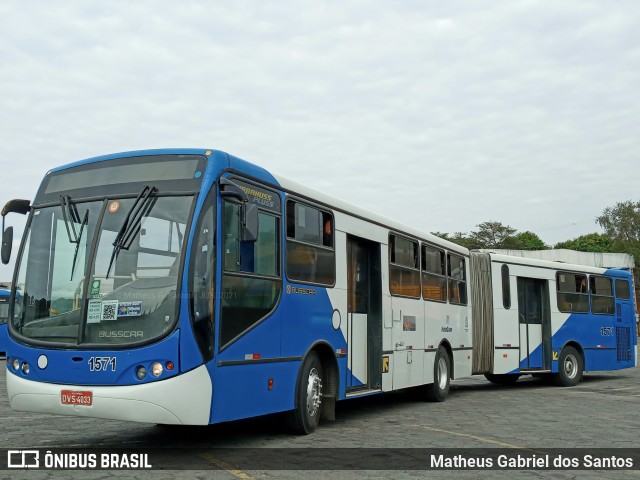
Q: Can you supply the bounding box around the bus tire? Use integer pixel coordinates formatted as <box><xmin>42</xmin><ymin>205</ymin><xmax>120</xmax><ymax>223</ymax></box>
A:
<box><xmin>289</xmin><ymin>352</ymin><xmax>323</xmax><ymax>435</ymax></box>
<box><xmin>484</xmin><ymin>373</ymin><xmax>520</xmax><ymax>384</ymax></box>
<box><xmin>425</xmin><ymin>346</ymin><xmax>450</xmax><ymax>402</ymax></box>
<box><xmin>554</xmin><ymin>346</ymin><xmax>583</xmax><ymax>387</ymax></box>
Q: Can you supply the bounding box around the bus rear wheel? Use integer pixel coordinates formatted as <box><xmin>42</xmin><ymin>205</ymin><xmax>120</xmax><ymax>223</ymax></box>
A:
<box><xmin>484</xmin><ymin>373</ymin><xmax>520</xmax><ymax>384</ymax></box>
<box><xmin>289</xmin><ymin>352</ymin><xmax>323</xmax><ymax>435</ymax></box>
<box><xmin>425</xmin><ymin>346</ymin><xmax>450</xmax><ymax>402</ymax></box>
<box><xmin>554</xmin><ymin>346</ymin><xmax>583</xmax><ymax>387</ymax></box>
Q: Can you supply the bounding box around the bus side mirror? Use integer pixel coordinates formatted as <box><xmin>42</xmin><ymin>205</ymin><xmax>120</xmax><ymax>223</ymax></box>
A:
<box><xmin>2</xmin><ymin>226</ymin><xmax>13</xmax><ymax>265</ymax></box>
<box><xmin>242</xmin><ymin>203</ymin><xmax>259</xmax><ymax>242</ymax></box>
<box><xmin>1</xmin><ymin>198</ymin><xmax>30</xmax><ymax>265</ymax></box>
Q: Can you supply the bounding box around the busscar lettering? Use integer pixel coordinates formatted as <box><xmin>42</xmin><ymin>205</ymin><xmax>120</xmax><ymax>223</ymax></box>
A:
<box><xmin>99</xmin><ymin>331</ymin><xmax>144</xmax><ymax>338</ymax></box>
<box><xmin>291</xmin><ymin>287</ymin><xmax>317</xmax><ymax>295</ymax></box>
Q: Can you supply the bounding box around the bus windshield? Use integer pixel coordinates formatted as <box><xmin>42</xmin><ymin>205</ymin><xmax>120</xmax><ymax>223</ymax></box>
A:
<box><xmin>13</xmin><ymin>191</ymin><xmax>196</xmax><ymax>347</ymax></box>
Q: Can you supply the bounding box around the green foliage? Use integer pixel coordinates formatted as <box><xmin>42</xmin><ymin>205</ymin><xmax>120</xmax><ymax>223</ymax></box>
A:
<box><xmin>596</xmin><ymin>200</ymin><xmax>640</xmax><ymax>243</ymax></box>
<box><xmin>433</xmin><ymin>223</ymin><xmax>548</xmax><ymax>250</ymax></box>
<box><xmin>469</xmin><ymin>221</ymin><xmax>517</xmax><ymax>249</ymax></box>
<box><xmin>508</xmin><ymin>231</ymin><xmax>548</xmax><ymax>250</ymax></box>
<box><xmin>554</xmin><ymin>233</ymin><xmax>614</xmax><ymax>252</ymax></box>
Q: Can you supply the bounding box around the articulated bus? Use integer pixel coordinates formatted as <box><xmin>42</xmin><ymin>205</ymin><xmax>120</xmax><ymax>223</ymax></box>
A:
<box><xmin>0</xmin><ymin>289</ymin><xmax>9</xmax><ymax>354</ymax></box>
<box><xmin>1</xmin><ymin>149</ymin><xmax>636</xmax><ymax>433</ymax></box>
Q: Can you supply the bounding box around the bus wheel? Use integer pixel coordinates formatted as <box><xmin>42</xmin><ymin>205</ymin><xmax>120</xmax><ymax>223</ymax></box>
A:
<box><xmin>290</xmin><ymin>352</ymin><xmax>323</xmax><ymax>435</ymax></box>
<box><xmin>554</xmin><ymin>346</ymin><xmax>583</xmax><ymax>387</ymax></box>
<box><xmin>484</xmin><ymin>373</ymin><xmax>520</xmax><ymax>384</ymax></box>
<box><xmin>425</xmin><ymin>346</ymin><xmax>450</xmax><ymax>402</ymax></box>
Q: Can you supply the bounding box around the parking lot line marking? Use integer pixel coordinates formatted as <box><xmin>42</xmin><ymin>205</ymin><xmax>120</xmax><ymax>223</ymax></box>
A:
<box><xmin>407</xmin><ymin>424</ymin><xmax>526</xmax><ymax>450</ymax></box>
<box><xmin>200</xmin><ymin>453</ymin><xmax>257</xmax><ymax>480</ymax></box>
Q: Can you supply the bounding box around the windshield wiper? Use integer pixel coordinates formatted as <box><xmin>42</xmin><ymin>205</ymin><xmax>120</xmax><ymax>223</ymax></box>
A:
<box><xmin>60</xmin><ymin>195</ymin><xmax>81</xmax><ymax>243</ymax></box>
<box><xmin>106</xmin><ymin>185</ymin><xmax>157</xmax><ymax>279</ymax></box>
<box><xmin>60</xmin><ymin>195</ymin><xmax>89</xmax><ymax>281</ymax></box>
<box><xmin>70</xmin><ymin>210</ymin><xmax>89</xmax><ymax>281</ymax></box>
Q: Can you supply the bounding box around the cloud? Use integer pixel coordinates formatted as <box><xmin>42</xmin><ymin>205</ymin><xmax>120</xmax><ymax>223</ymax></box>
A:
<box><xmin>1</xmin><ymin>0</ymin><xmax>639</xmax><ymax>280</ymax></box>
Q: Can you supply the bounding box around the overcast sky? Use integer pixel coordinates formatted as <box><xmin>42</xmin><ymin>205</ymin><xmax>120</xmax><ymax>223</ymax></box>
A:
<box><xmin>1</xmin><ymin>1</ymin><xmax>639</xmax><ymax>281</ymax></box>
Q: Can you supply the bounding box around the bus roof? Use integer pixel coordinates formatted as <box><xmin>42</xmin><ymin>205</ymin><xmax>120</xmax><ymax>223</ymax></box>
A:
<box><xmin>43</xmin><ymin>148</ymin><xmax>470</xmax><ymax>256</ymax></box>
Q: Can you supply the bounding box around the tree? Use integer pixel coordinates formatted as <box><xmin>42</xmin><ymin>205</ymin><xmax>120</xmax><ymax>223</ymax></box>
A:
<box><xmin>508</xmin><ymin>231</ymin><xmax>548</xmax><ymax>250</ymax></box>
<box><xmin>596</xmin><ymin>200</ymin><xmax>640</xmax><ymax>243</ymax></box>
<box><xmin>554</xmin><ymin>233</ymin><xmax>614</xmax><ymax>252</ymax></box>
<box><xmin>469</xmin><ymin>221</ymin><xmax>517</xmax><ymax>249</ymax></box>
<box><xmin>431</xmin><ymin>231</ymin><xmax>479</xmax><ymax>249</ymax></box>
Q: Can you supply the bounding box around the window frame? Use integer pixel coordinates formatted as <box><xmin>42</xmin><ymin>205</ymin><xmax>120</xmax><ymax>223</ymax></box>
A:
<box><xmin>421</xmin><ymin>243</ymin><xmax>447</xmax><ymax>303</ymax></box>
<box><xmin>447</xmin><ymin>252</ymin><xmax>468</xmax><ymax>306</ymax></box>
<box><xmin>218</xmin><ymin>177</ymin><xmax>283</xmax><ymax>351</ymax></box>
<box><xmin>556</xmin><ymin>271</ymin><xmax>589</xmax><ymax>314</ymax></box>
<box><xmin>615</xmin><ymin>278</ymin><xmax>631</xmax><ymax>301</ymax></box>
<box><xmin>589</xmin><ymin>274</ymin><xmax>615</xmax><ymax>316</ymax></box>
<box><xmin>285</xmin><ymin>198</ymin><xmax>336</xmax><ymax>287</ymax></box>
<box><xmin>389</xmin><ymin>233</ymin><xmax>421</xmax><ymax>299</ymax></box>
<box><xmin>501</xmin><ymin>264</ymin><xmax>511</xmax><ymax>310</ymax></box>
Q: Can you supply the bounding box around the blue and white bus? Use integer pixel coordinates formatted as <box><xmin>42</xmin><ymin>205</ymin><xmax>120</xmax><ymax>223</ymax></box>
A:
<box><xmin>1</xmin><ymin>149</ymin><xmax>636</xmax><ymax>433</ymax></box>
<box><xmin>0</xmin><ymin>289</ymin><xmax>9</xmax><ymax>354</ymax></box>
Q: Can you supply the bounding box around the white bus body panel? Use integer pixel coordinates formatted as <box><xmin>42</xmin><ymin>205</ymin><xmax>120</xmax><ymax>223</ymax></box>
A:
<box><xmin>7</xmin><ymin>365</ymin><xmax>213</xmax><ymax>425</ymax></box>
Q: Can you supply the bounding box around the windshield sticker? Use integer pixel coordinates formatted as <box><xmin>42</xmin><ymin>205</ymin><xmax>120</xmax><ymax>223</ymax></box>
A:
<box><xmin>87</xmin><ymin>299</ymin><xmax>102</xmax><ymax>324</ymax></box>
<box><xmin>117</xmin><ymin>301</ymin><xmax>142</xmax><ymax>317</ymax></box>
<box><xmin>101</xmin><ymin>300</ymin><xmax>119</xmax><ymax>321</ymax></box>
<box><xmin>90</xmin><ymin>279</ymin><xmax>101</xmax><ymax>297</ymax></box>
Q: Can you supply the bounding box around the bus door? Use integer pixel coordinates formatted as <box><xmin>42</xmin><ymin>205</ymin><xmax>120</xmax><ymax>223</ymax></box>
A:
<box><xmin>346</xmin><ymin>236</ymin><xmax>382</xmax><ymax>391</ymax></box>
<box><xmin>517</xmin><ymin>278</ymin><xmax>551</xmax><ymax>370</ymax></box>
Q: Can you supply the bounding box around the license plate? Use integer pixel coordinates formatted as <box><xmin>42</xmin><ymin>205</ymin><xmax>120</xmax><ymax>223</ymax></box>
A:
<box><xmin>61</xmin><ymin>390</ymin><xmax>93</xmax><ymax>406</ymax></box>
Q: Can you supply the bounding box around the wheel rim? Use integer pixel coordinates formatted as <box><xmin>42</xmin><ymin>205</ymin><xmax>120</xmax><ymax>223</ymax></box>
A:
<box><xmin>564</xmin><ymin>353</ymin><xmax>578</xmax><ymax>379</ymax></box>
<box><xmin>306</xmin><ymin>367</ymin><xmax>322</xmax><ymax>417</ymax></box>
<box><xmin>437</xmin><ymin>357</ymin><xmax>448</xmax><ymax>390</ymax></box>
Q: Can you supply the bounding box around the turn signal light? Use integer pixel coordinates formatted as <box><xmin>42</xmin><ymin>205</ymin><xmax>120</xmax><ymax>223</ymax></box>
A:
<box><xmin>136</xmin><ymin>366</ymin><xmax>147</xmax><ymax>379</ymax></box>
<box><xmin>166</xmin><ymin>361</ymin><xmax>174</xmax><ymax>371</ymax></box>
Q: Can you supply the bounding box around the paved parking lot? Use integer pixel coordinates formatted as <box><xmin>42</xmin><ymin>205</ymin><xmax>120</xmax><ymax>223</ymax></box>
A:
<box><xmin>2</xmin><ymin>358</ymin><xmax>640</xmax><ymax>479</ymax></box>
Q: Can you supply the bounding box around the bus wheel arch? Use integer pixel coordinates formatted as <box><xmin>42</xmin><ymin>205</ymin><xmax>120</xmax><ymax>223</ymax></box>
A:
<box><xmin>289</xmin><ymin>341</ymin><xmax>339</xmax><ymax>434</ymax></box>
<box><xmin>554</xmin><ymin>342</ymin><xmax>584</xmax><ymax>387</ymax></box>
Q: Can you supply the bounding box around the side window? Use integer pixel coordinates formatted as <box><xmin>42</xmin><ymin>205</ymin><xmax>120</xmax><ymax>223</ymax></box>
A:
<box><xmin>220</xmin><ymin>184</ymin><xmax>282</xmax><ymax>349</ymax></box>
<box><xmin>616</xmin><ymin>279</ymin><xmax>631</xmax><ymax>300</ymax></box>
<box><xmin>447</xmin><ymin>253</ymin><xmax>467</xmax><ymax>305</ymax></box>
<box><xmin>421</xmin><ymin>244</ymin><xmax>446</xmax><ymax>302</ymax></box>
<box><xmin>389</xmin><ymin>235</ymin><xmax>420</xmax><ymax>298</ymax></box>
<box><xmin>556</xmin><ymin>272</ymin><xmax>589</xmax><ymax>313</ymax></box>
<box><xmin>190</xmin><ymin>199</ymin><xmax>215</xmax><ymax>361</ymax></box>
<box><xmin>590</xmin><ymin>275</ymin><xmax>614</xmax><ymax>315</ymax></box>
<box><xmin>502</xmin><ymin>264</ymin><xmax>511</xmax><ymax>309</ymax></box>
<box><xmin>285</xmin><ymin>201</ymin><xmax>335</xmax><ymax>285</ymax></box>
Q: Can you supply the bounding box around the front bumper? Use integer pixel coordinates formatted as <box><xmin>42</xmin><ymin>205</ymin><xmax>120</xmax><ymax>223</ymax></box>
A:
<box><xmin>7</xmin><ymin>365</ymin><xmax>212</xmax><ymax>425</ymax></box>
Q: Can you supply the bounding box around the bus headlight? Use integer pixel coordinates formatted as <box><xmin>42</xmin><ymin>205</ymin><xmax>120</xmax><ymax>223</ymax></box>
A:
<box><xmin>12</xmin><ymin>358</ymin><xmax>20</xmax><ymax>371</ymax></box>
<box><xmin>21</xmin><ymin>362</ymin><xmax>30</xmax><ymax>375</ymax></box>
<box><xmin>136</xmin><ymin>366</ymin><xmax>147</xmax><ymax>380</ymax></box>
<box><xmin>151</xmin><ymin>362</ymin><xmax>163</xmax><ymax>377</ymax></box>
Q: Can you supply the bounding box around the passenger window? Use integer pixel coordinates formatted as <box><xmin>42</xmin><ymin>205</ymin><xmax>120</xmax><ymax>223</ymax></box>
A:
<box><xmin>389</xmin><ymin>235</ymin><xmax>420</xmax><ymax>298</ymax></box>
<box><xmin>556</xmin><ymin>272</ymin><xmax>589</xmax><ymax>313</ymax></box>
<box><xmin>285</xmin><ymin>201</ymin><xmax>335</xmax><ymax>285</ymax></box>
<box><xmin>421</xmin><ymin>244</ymin><xmax>447</xmax><ymax>302</ymax></box>
<box><xmin>502</xmin><ymin>264</ymin><xmax>511</xmax><ymax>309</ymax></box>
<box><xmin>447</xmin><ymin>253</ymin><xmax>467</xmax><ymax>305</ymax></box>
<box><xmin>590</xmin><ymin>275</ymin><xmax>614</xmax><ymax>315</ymax></box>
<box><xmin>616</xmin><ymin>279</ymin><xmax>631</xmax><ymax>300</ymax></box>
